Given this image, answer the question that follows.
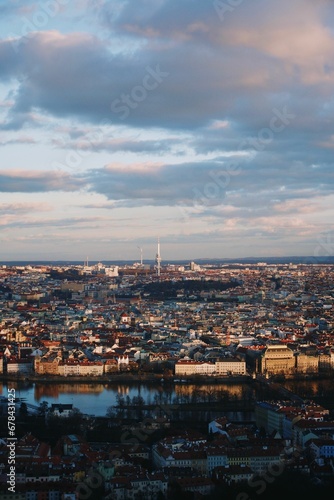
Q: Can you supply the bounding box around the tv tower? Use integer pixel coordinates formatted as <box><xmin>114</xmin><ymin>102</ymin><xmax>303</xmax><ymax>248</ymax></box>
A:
<box><xmin>137</xmin><ymin>246</ymin><xmax>143</xmax><ymax>266</ymax></box>
<box><xmin>155</xmin><ymin>238</ymin><xmax>161</xmax><ymax>277</ymax></box>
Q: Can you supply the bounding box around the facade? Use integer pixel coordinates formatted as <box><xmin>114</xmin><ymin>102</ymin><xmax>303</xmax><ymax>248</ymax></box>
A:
<box><xmin>175</xmin><ymin>360</ymin><xmax>203</xmax><ymax>376</ymax></box>
<box><xmin>255</xmin><ymin>401</ymin><xmax>330</xmax><ymax>443</ymax></box>
<box><xmin>104</xmin><ymin>359</ymin><xmax>119</xmax><ymax>373</ymax></box>
<box><xmin>34</xmin><ymin>356</ymin><xmax>60</xmax><ymax>375</ymax></box>
<box><xmin>6</xmin><ymin>359</ymin><xmax>32</xmax><ymax>374</ymax></box>
<box><xmin>50</xmin><ymin>403</ymin><xmax>73</xmax><ymax>417</ymax></box>
<box><xmin>296</xmin><ymin>352</ymin><xmax>318</xmax><ymax>373</ymax></box>
<box><xmin>213</xmin><ymin>464</ymin><xmax>253</xmax><ymax>485</ymax></box>
<box><xmin>207</xmin><ymin>449</ymin><xmax>228</xmax><ymax>473</ymax></box>
<box><xmin>260</xmin><ymin>344</ymin><xmax>295</xmax><ymax>375</ymax></box>
<box><xmin>76</xmin><ymin>360</ymin><xmax>104</xmax><ymax>376</ymax></box>
<box><xmin>35</xmin><ymin>357</ymin><xmax>105</xmax><ymax>376</ymax></box>
<box><xmin>175</xmin><ymin>358</ymin><xmax>246</xmax><ymax>376</ymax></box>
<box><xmin>308</xmin><ymin>439</ymin><xmax>334</xmax><ymax>459</ymax></box>
<box><xmin>255</xmin><ymin>402</ymin><xmax>284</xmax><ymax>436</ymax></box>
<box><xmin>58</xmin><ymin>361</ymin><xmax>80</xmax><ymax>377</ymax></box>
<box><xmin>215</xmin><ymin>359</ymin><xmax>246</xmax><ymax>375</ymax></box>
<box><xmin>108</xmin><ymin>474</ymin><xmax>168</xmax><ymax>499</ymax></box>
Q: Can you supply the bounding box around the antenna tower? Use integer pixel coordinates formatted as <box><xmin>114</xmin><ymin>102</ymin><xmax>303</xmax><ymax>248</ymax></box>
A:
<box><xmin>155</xmin><ymin>238</ymin><xmax>161</xmax><ymax>277</ymax></box>
<box><xmin>137</xmin><ymin>246</ymin><xmax>143</xmax><ymax>266</ymax></box>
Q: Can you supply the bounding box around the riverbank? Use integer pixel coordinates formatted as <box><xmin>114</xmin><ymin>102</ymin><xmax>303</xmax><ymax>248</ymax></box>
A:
<box><xmin>270</xmin><ymin>372</ymin><xmax>334</xmax><ymax>382</ymax></box>
<box><xmin>0</xmin><ymin>373</ymin><xmax>252</xmax><ymax>384</ymax></box>
<box><xmin>2</xmin><ymin>370</ymin><xmax>333</xmax><ymax>386</ymax></box>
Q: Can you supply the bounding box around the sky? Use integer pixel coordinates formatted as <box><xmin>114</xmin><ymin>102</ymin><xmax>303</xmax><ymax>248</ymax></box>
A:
<box><xmin>1</xmin><ymin>0</ymin><xmax>334</xmax><ymax>262</ymax></box>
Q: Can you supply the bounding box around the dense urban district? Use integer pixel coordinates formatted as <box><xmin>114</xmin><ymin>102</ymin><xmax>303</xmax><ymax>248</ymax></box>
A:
<box><xmin>1</xmin><ymin>260</ymin><xmax>334</xmax><ymax>498</ymax></box>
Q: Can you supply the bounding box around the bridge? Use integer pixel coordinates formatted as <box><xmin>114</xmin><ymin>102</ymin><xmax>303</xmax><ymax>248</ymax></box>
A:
<box><xmin>255</xmin><ymin>374</ymin><xmax>304</xmax><ymax>403</ymax></box>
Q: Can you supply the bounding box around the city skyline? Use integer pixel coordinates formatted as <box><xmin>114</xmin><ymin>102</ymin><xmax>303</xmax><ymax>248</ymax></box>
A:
<box><xmin>1</xmin><ymin>1</ymin><xmax>334</xmax><ymax>261</ymax></box>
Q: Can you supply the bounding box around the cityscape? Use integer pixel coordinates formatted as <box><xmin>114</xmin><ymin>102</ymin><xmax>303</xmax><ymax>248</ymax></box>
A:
<box><xmin>1</xmin><ymin>255</ymin><xmax>334</xmax><ymax>498</ymax></box>
<box><xmin>2</xmin><ymin>0</ymin><xmax>334</xmax><ymax>499</ymax></box>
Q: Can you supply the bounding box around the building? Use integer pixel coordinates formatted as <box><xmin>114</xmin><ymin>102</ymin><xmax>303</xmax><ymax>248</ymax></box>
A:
<box><xmin>175</xmin><ymin>358</ymin><xmax>246</xmax><ymax>376</ymax></box>
<box><xmin>215</xmin><ymin>359</ymin><xmax>246</xmax><ymax>376</ymax></box>
<box><xmin>296</xmin><ymin>352</ymin><xmax>319</xmax><ymax>374</ymax></box>
<box><xmin>260</xmin><ymin>344</ymin><xmax>295</xmax><ymax>375</ymax></box>
<box><xmin>49</xmin><ymin>403</ymin><xmax>73</xmax><ymax>417</ymax></box>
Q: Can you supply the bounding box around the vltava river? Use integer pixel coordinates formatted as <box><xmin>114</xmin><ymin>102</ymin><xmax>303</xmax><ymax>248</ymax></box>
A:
<box><xmin>1</xmin><ymin>380</ymin><xmax>255</xmax><ymax>417</ymax></box>
<box><xmin>1</xmin><ymin>378</ymin><xmax>334</xmax><ymax>417</ymax></box>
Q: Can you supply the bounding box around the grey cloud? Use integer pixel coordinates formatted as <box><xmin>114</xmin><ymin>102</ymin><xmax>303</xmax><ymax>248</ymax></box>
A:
<box><xmin>0</xmin><ymin>170</ymin><xmax>84</xmax><ymax>192</ymax></box>
<box><xmin>0</xmin><ymin>216</ymin><xmax>108</xmax><ymax>230</ymax></box>
<box><xmin>190</xmin><ymin>196</ymin><xmax>323</xmax><ymax>222</ymax></box>
<box><xmin>55</xmin><ymin>136</ymin><xmax>183</xmax><ymax>155</ymax></box>
<box><xmin>86</xmin><ymin>160</ymin><xmax>232</xmax><ymax>205</ymax></box>
<box><xmin>0</xmin><ymin>202</ymin><xmax>52</xmax><ymax>215</ymax></box>
<box><xmin>0</xmin><ymin>0</ymin><xmax>36</xmax><ymax>21</ymax></box>
<box><xmin>1</xmin><ymin>155</ymin><xmax>332</xmax><ymax>210</ymax></box>
<box><xmin>0</xmin><ymin>23</ymin><xmax>315</xmax><ymax>131</ymax></box>
<box><xmin>84</xmin><ymin>157</ymin><xmax>334</xmax><ymax>210</ymax></box>
<box><xmin>99</xmin><ymin>0</ymin><xmax>215</xmax><ymax>40</ymax></box>
<box><xmin>0</xmin><ymin>2</ymin><xmax>37</xmax><ymax>18</ymax></box>
<box><xmin>0</xmin><ymin>0</ymin><xmax>332</xmax><ymax>137</ymax></box>
<box><xmin>0</xmin><ymin>136</ymin><xmax>36</xmax><ymax>145</ymax></box>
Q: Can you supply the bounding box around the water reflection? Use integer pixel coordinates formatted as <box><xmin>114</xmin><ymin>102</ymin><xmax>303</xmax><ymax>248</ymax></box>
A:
<box><xmin>283</xmin><ymin>379</ymin><xmax>334</xmax><ymax>399</ymax></box>
<box><xmin>34</xmin><ymin>383</ymin><xmax>105</xmax><ymax>401</ymax></box>
<box><xmin>174</xmin><ymin>383</ymin><xmax>245</xmax><ymax>398</ymax></box>
<box><xmin>116</xmin><ymin>385</ymin><xmax>130</xmax><ymax>396</ymax></box>
<box><xmin>2</xmin><ymin>379</ymin><xmax>334</xmax><ymax>417</ymax></box>
<box><xmin>32</xmin><ymin>383</ymin><xmax>134</xmax><ymax>401</ymax></box>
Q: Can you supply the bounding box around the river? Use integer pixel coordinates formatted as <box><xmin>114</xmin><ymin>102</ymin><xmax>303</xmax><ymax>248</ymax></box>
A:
<box><xmin>0</xmin><ymin>380</ymin><xmax>254</xmax><ymax>417</ymax></box>
<box><xmin>1</xmin><ymin>378</ymin><xmax>334</xmax><ymax>417</ymax></box>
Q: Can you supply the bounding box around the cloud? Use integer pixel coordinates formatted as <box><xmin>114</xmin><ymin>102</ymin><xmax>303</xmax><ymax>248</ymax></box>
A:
<box><xmin>1</xmin><ymin>156</ymin><xmax>333</xmax><ymax>216</ymax></box>
<box><xmin>0</xmin><ymin>0</ymin><xmax>331</xmax><ymax>140</ymax></box>
<box><xmin>1</xmin><ymin>0</ymin><xmax>334</xmax><ymax>259</ymax></box>
<box><xmin>53</xmin><ymin>136</ymin><xmax>182</xmax><ymax>154</ymax></box>
<box><xmin>0</xmin><ymin>202</ymin><xmax>52</xmax><ymax>215</ymax></box>
<box><xmin>0</xmin><ymin>170</ymin><xmax>84</xmax><ymax>192</ymax></box>
<box><xmin>85</xmin><ymin>159</ymin><xmax>234</xmax><ymax>205</ymax></box>
<box><xmin>83</xmin><ymin>158</ymin><xmax>334</xmax><ymax>209</ymax></box>
<box><xmin>0</xmin><ymin>1</ymin><xmax>37</xmax><ymax>18</ymax></box>
<box><xmin>0</xmin><ymin>9</ymin><xmax>327</xmax><ymax>132</ymax></box>
<box><xmin>0</xmin><ymin>135</ymin><xmax>36</xmax><ymax>145</ymax></box>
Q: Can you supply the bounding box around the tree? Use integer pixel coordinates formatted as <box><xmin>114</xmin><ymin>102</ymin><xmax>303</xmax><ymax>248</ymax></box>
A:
<box><xmin>19</xmin><ymin>402</ymin><xmax>29</xmax><ymax>419</ymax></box>
<box><xmin>116</xmin><ymin>395</ymin><xmax>125</xmax><ymax>407</ymax></box>
<box><xmin>69</xmin><ymin>407</ymin><xmax>83</xmax><ymax>420</ymax></box>
<box><xmin>106</xmin><ymin>406</ymin><xmax>116</xmax><ymax>418</ymax></box>
<box><xmin>38</xmin><ymin>401</ymin><xmax>49</xmax><ymax>416</ymax></box>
